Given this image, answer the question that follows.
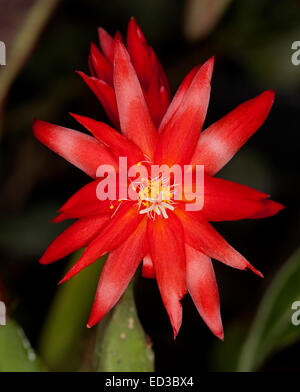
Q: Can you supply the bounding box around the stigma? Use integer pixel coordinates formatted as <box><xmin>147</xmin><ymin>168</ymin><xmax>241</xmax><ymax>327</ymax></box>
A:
<box><xmin>136</xmin><ymin>176</ymin><xmax>176</xmax><ymax>219</ymax></box>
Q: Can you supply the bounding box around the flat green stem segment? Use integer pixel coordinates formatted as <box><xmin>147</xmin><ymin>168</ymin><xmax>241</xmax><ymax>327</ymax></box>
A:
<box><xmin>0</xmin><ymin>0</ymin><xmax>59</xmax><ymax>121</ymax></box>
<box><xmin>94</xmin><ymin>278</ymin><xmax>154</xmax><ymax>372</ymax></box>
<box><xmin>0</xmin><ymin>320</ymin><xmax>44</xmax><ymax>372</ymax></box>
<box><xmin>237</xmin><ymin>247</ymin><xmax>300</xmax><ymax>371</ymax></box>
<box><xmin>38</xmin><ymin>251</ymin><xmax>106</xmax><ymax>371</ymax></box>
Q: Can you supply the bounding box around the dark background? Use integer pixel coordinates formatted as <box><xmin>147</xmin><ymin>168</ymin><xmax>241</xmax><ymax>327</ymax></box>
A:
<box><xmin>0</xmin><ymin>0</ymin><xmax>299</xmax><ymax>371</ymax></box>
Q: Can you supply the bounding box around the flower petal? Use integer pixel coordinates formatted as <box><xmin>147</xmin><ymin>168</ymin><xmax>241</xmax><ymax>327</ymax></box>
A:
<box><xmin>53</xmin><ymin>200</ymin><xmax>114</xmax><ymax>223</ymax></box>
<box><xmin>155</xmin><ymin>58</ymin><xmax>214</xmax><ymax>166</ymax></box>
<box><xmin>87</xmin><ymin>218</ymin><xmax>147</xmax><ymax>327</ymax></box>
<box><xmin>142</xmin><ymin>254</ymin><xmax>155</xmax><ymax>279</ymax></box>
<box><xmin>58</xmin><ymin>179</ymin><xmax>101</xmax><ymax>212</ymax></box>
<box><xmin>39</xmin><ymin>215</ymin><xmax>109</xmax><ymax>265</ymax></box>
<box><xmin>89</xmin><ymin>42</ymin><xmax>113</xmax><ymax>85</ymax></box>
<box><xmin>33</xmin><ymin>119</ymin><xmax>118</xmax><ymax>178</ymax></box>
<box><xmin>185</xmin><ymin>245</ymin><xmax>223</xmax><ymax>340</ymax></box>
<box><xmin>175</xmin><ymin>208</ymin><xmax>263</xmax><ymax>277</ymax></box>
<box><xmin>60</xmin><ymin>203</ymin><xmax>143</xmax><ymax>283</ymax></box>
<box><xmin>148</xmin><ymin>213</ymin><xmax>186</xmax><ymax>338</ymax></box>
<box><xmin>70</xmin><ymin>113</ymin><xmax>144</xmax><ymax>165</ymax></box>
<box><xmin>159</xmin><ymin>65</ymin><xmax>200</xmax><ymax>133</ymax></box>
<box><xmin>98</xmin><ymin>27</ymin><xmax>115</xmax><ymax>63</ymax></box>
<box><xmin>190</xmin><ymin>90</ymin><xmax>275</xmax><ymax>175</ymax></box>
<box><xmin>182</xmin><ymin>174</ymin><xmax>270</xmax><ymax>211</ymax></box>
<box><xmin>77</xmin><ymin>71</ymin><xmax>119</xmax><ymax>128</ymax></box>
<box><xmin>113</xmin><ymin>40</ymin><xmax>158</xmax><ymax>160</ymax></box>
<box><xmin>196</xmin><ymin>175</ymin><xmax>281</xmax><ymax>222</ymax></box>
<box><xmin>126</xmin><ymin>17</ymin><xmax>152</xmax><ymax>90</ymax></box>
<box><xmin>249</xmin><ymin>199</ymin><xmax>285</xmax><ymax>219</ymax></box>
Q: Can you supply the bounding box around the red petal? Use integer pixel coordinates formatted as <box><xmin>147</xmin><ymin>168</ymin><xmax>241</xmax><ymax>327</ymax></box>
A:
<box><xmin>113</xmin><ymin>40</ymin><xmax>158</xmax><ymax>160</ymax></box>
<box><xmin>77</xmin><ymin>71</ymin><xmax>120</xmax><ymax>128</ymax></box>
<box><xmin>193</xmin><ymin>175</ymin><xmax>279</xmax><ymax>222</ymax></box>
<box><xmin>33</xmin><ymin>119</ymin><xmax>118</xmax><ymax>178</ymax></box>
<box><xmin>53</xmin><ymin>200</ymin><xmax>114</xmax><ymax>223</ymax></box>
<box><xmin>98</xmin><ymin>27</ymin><xmax>115</xmax><ymax>63</ymax></box>
<box><xmin>59</xmin><ymin>179</ymin><xmax>101</xmax><ymax>212</ymax></box>
<box><xmin>126</xmin><ymin>17</ymin><xmax>152</xmax><ymax>90</ymax></box>
<box><xmin>203</xmin><ymin>175</ymin><xmax>269</xmax><ymax>200</ymax></box>
<box><xmin>70</xmin><ymin>113</ymin><xmax>144</xmax><ymax>165</ymax></box>
<box><xmin>190</xmin><ymin>90</ymin><xmax>275</xmax><ymax>175</ymax></box>
<box><xmin>201</xmin><ymin>197</ymin><xmax>270</xmax><ymax>222</ymax></box>
<box><xmin>249</xmin><ymin>199</ymin><xmax>285</xmax><ymax>219</ymax></box>
<box><xmin>155</xmin><ymin>58</ymin><xmax>214</xmax><ymax>166</ymax></box>
<box><xmin>148</xmin><ymin>213</ymin><xmax>186</xmax><ymax>338</ymax></box>
<box><xmin>142</xmin><ymin>254</ymin><xmax>155</xmax><ymax>279</ymax></box>
<box><xmin>159</xmin><ymin>65</ymin><xmax>200</xmax><ymax>133</ymax></box>
<box><xmin>87</xmin><ymin>218</ymin><xmax>147</xmax><ymax>327</ymax></box>
<box><xmin>144</xmin><ymin>52</ymin><xmax>162</xmax><ymax>128</ymax></box>
<box><xmin>159</xmin><ymin>86</ymin><xmax>171</xmax><ymax>123</ymax></box>
<box><xmin>186</xmin><ymin>245</ymin><xmax>223</xmax><ymax>340</ymax></box>
<box><xmin>183</xmin><ymin>174</ymin><xmax>269</xmax><ymax>209</ymax></box>
<box><xmin>39</xmin><ymin>215</ymin><xmax>109</xmax><ymax>265</ymax></box>
<box><xmin>60</xmin><ymin>203</ymin><xmax>143</xmax><ymax>283</ymax></box>
<box><xmin>89</xmin><ymin>42</ymin><xmax>113</xmax><ymax>85</ymax></box>
<box><xmin>175</xmin><ymin>208</ymin><xmax>263</xmax><ymax>277</ymax></box>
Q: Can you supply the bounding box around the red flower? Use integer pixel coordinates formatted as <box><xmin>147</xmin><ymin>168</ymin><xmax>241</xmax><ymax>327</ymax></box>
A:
<box><xmin>33</xmin><ymin>22</ymin><xmax>284</xmax><ymax>340</ymax></box>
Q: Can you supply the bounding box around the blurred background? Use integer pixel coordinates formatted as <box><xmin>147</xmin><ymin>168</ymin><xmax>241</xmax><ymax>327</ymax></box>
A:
<box><xmin>0</xmin><ymin>0</ymin><xmax>299</xmax><ymax>372</ymax></box>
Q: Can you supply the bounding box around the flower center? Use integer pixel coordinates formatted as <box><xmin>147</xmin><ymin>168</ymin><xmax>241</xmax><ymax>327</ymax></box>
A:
<box><xmin>137</xmin><ymin>176</ymin><xmax>176</xmax><ymax>219</ymax></box>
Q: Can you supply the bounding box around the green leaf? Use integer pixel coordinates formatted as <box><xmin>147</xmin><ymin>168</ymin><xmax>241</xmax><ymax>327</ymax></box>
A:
<box><xmin>0</xmin><ymin>0</ymin><xmax>59</xmax><ymax>114</ymax></box>
<box><xmin>0</xmin><ymin>320</ymin><xmax>44</xmax><ymax>372</ymax></box>
<box><xmin>38</xmin><ymin>250</ymin><xmax>106</xmax><ymax>371</ymax></box>
<box><xmin>237</xmin><ymin>247</ymin><xmax>300</xmax><ymax>371</ymax></box>
<box><xmin>94</xmin><ymin>279</ymin><xmax>154</xmax><ymax>372</ymax></box>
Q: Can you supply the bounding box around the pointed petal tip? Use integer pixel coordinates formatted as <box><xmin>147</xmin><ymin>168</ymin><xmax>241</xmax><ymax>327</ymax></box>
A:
<box><xmin>114</xmin><ymin>37</ymin><xmax>126</xmax><ymax>52</ymax></box>
<box><xmin>215</xmin><ymin>329</ymin><xmax>224</xmax><ymax>341</ymax></box>
<box><xmin>90</xmin><ymin>41</ymin><xmax>98</xmax><ymax>52</ymax></box>
<box><xmin>262</xmin><ymin>89</ymin><xmax>275</xmax><ymax>102</ymax></box>
<box><xmin>247</xmin><ymin>263</ymin><xmax>264</xmax><ymax>278</ymax></box>
<box><xmin>38</xmin><ymin>256</ymin><xmax>48</xmax><ymax>265</ymax></box>
<box><xmin>251</xmin><ymin>199</ymin><xmax>285</xmax><ymax>219</ymax></box>
<box><xmin>267</xmin><ymin>200</ymin><xmax>285</xmax><ymax>215</ymax></box>
<box><xmin>172</xmin><ymin>326</ymin><xmax>180</xmax><ymax>340</ymax></box>
<box><xmin>50</xmin><ymin>216</ymin><xmax>59</xmax><ymax>223</ymax></box>
<box><xmin>98</xmin><ymin>27</ymin><xmax>107</xmax><ymax>35</ymax></box>
<box><xmin>87</xmin><ymin>313</ymin><xmax>99</xmax><ymax>329</ymax></box>
<box><xmin>59</xmin><ymin>269</ymin><xmax>76</xmax><ymax>285</ymax></box>
<box><xmin>128</xmin><ymin>16</ymin><xmax>139</xmax><ymax>31</ymax></box>
<box><xmin>58</xmin><ymin>276</ymin><xmax>67</xmax><ymax>285</ymax></box>
<box><xmin>114</xmin><ymin>31</ymin><xmax>123</xmax><ymax>42</ymax></box>
<box><xmin>203</xmin><ymin>56</ymin><xmax>215</xmax><ymax>78</ymax></box>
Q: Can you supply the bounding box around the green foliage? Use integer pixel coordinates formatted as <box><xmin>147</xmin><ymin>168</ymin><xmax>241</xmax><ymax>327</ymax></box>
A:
<box><xmin>0</xmin><ymin>320</ymin><xmax>44</xmax><ymax>372</ymax></box>
<box><xmin>38</xmin><ymin>250</ymin><xmax>106</xmax><ymax>371</ymax></box>
<box><xmin>94</xmin><ymin>279</ymin><xmax>154</xmax><ymax>372</ymax></box>
<box><xmin>0</xmin><ymin>0</ymin><xmax>59</xmax><ymax>116</ymax></box>
<box><xmin>236</xmin><ymin>247</ymin><xmax>300</xmax><ymax>371</ymax></box>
